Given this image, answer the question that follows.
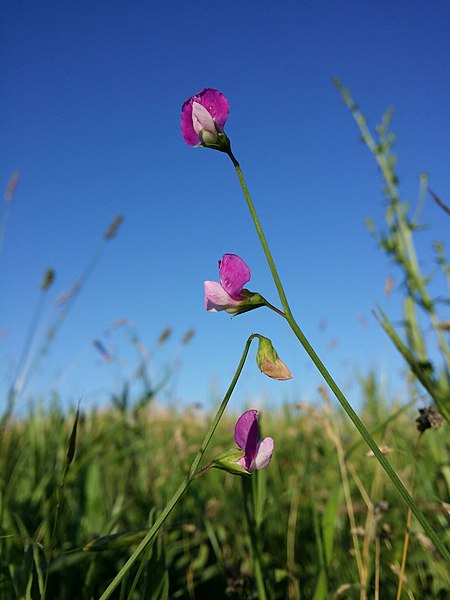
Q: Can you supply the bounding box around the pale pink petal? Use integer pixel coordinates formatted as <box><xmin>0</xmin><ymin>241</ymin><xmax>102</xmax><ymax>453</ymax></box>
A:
<box><xmin>253</xmin><ymin>437</ymin><xmax>274</xmax><ymax>470</ymax></box>
<box><xmin>237</xmin><ymin>455</ymin><xmax>248</xmax><ymax>471</ymax></box>
<box><xmin>192</xmin><ymin>102</ymin><xmax>217</xmax><ymax>138</ymax></box>
<box><xmin>204</xmin><ymin>281</ymin><xmax>241</xmax><ymax>312</ymax></box>
<box><xmin>219</xmin><ymin>254</ymin><xmax>250</xmax><ymax>299</ymax></box>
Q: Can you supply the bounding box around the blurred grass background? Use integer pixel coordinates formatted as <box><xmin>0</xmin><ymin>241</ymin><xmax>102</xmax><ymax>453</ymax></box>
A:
<box><xmin>0</xmin><ymin>380</ymin><xmax>449</xmax><ymax>598</ymax></box>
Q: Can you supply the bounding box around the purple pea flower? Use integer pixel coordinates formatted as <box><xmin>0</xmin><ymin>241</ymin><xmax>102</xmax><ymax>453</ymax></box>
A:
<box><xmin>204</xmin><ymin>253</ymin><xmax>251</xmax><ymax>313</ymax></box>
<box><xmin>234</xmin><ymin>409</ymin><xmax>274</xmax><ymax>472</ymax></box>
<box><xmin>181</xmin><ymin>88</ymin><xmax>230</xmax><ymax>150</ymax></box>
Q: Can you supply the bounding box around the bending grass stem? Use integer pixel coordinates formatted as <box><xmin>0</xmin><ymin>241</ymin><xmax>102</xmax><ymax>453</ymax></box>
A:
<box><xmin>99</xmin><ymin>337</ymin><xmax>254</xmax><ymax>600</ymax></box>
<box><xmin>228</xmin><ymin>152</ymin><xmax>450</xmax><ymax>565</ymax></box>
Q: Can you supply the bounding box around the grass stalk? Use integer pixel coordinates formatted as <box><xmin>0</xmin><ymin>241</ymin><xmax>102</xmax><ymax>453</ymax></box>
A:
<box><xmin>322</xmin><ymin>403</ymin><xmax>363</xmax><ymax>582</ymax></box>
<box><xmin>396</xmin><ymin>432</ymin><xmax>421</xmax><ymax>600</ymax></box>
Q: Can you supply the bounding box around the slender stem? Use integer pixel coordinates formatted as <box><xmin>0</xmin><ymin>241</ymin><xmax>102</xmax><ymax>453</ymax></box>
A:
<box><xmin>99</xmin><ymin>337</ymin><xmax>254</xmax><ymax>600</ymax></box>
<box><xmin>2</xmin><ymin>271</ymin><xmax>53</xmax><ymax>425</ymax></box>
<box><xmin>43</xmin><ymin>406</ymin><xmax>79</xmax><ymax>598</ymax></box>
<box><xmin>43</xmin><ymin>472</ymin><xmax>68</xmax><ymax>598</ymax></box>
<box><xmin>229</xmin><ymin>152</ymin><xmax>292</xmax><ymax>319</ymax></box>
<box><xmin>193</xmin><ymin>464</ymin><xmax>213</xmax><ymax>478</ymax></box>
<box><xmin>374</xmin><ymin>536</ymin><xmax>380</xmax><ymax>600</ymax></box>
<box><xmin>242</xmin><ymin>477</ymin><xmax>268</xmax><ymax>600</ymax></box>
<box><xmin>264</xmin><ymin>300</ymin><xmax>286</xmax><ymax>317</ymax></box>
<box><xmin>396</xmin><ymin>432</ymin><xmax>421</xmax><ymax>600</ymax></box>
<box><xmin>228</xmin><ymin>152</ymin><xmax>450</xmax><ymax>564</ymax></box>
<box><xmin>0</xmin><ymin>172</ymin><xmax>20</xmax><ymax>266</ymax></box>
<box><xmin>323</xmin><ymin>405</ymin><xmax>363</xmax><ymax>580</ymax></box>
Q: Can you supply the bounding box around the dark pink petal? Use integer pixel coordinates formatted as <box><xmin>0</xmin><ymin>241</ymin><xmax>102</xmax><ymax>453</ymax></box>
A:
<box><xmin>204</xmin><ymin>281</ymin><xmax>242</xmax><ymax>312</ymax></box>
<box><xmin>181</xmin><ymin>101</ymin><xmax>200</xmax><ymax>146</ymax></box>
<box><xmin>195</xmin><ymin>88</ymin><xmax>229</xmax><ymax>130</ymax></box>
<box><xmin>234</xmin><ymin>409</ymin><xmax>258</xmax><ymax>449</ymax></box>
<box><xmin>218</xmin><ymin>254</ymin><xmax>250</xmax><ymax>300</ymax></box>
<box><xmin>243</xmin><ymin>418</ymin><xmax>259</xmax><ymax>469</ymax></box>
<box><xmin>234</xmin><ymin>410</ymin><xmax>259</xmax><ymax>471</ymax></box>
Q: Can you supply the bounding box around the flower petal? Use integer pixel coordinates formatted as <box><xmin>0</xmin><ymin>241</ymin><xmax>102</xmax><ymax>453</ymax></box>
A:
<box><xmin>234</xmin><ymin>409</ymin><xmax>258</xmax><ymax>453</ymax></box>
<box><xmin>237</xmin><ymin>455</ymin><xmax>248</xmax><ymax>472</ymax></box>
<box><xmin>259</xmin><ymin>356</ymin><xmax>293</xmax><ymax>380</ymax></box>
<box><xmin>192</xmin><ymin>102</ymin><xmax>217</xmax><ymax>139</ymax></box>
<box><xmin>195</xmin><ymin>88</ymin><xmax>230</xmax><ymax>130</ymax></box>
<box><xmin>204</xmin><ymin>281</ymin><xmax>242</xmax><ymax>312</ymax></box>
<box><xmin>219</xmin><ymin>254</ymin><xmax>250</xmax><ymax>299</ymax></box>
<box><xmin>181</xmin><ymin>101</ymin><xmax>199</xmax><ymax>146</ymax></box>
<box><xmin>253</xmin><ymin>437</ymin><xmax>274</xmax><ymax>470</ymax></box>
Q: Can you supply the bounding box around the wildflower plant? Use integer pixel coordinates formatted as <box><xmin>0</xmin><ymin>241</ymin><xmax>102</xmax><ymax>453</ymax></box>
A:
<box><xmin>98</xmin><ymin>88</ymin><xmax>450</xmax><ymax>598</ymax></box>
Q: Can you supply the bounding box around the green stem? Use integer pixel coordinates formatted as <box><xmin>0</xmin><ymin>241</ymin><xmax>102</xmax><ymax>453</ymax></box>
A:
<box><xmin>229</xmin><ymin>152</ymin><xmax>292</xmax><ymax>319</ymax></box>
<box><xmin>242</xmin><ymin>477</ymin><xmax>268</xmax><ymax>600</ymax></box>
<box><xmin>42</xmin><ymin>481</ymin><xmax>64</xmax><ymax>599</ymax></box>
<box><xmin>228</xmin><ymin>152</ymin><xmax>450</xmax><ymax>565</ymax></box>
<box><xmin>99</xmin><ymin>337</ymin><xmax>254</xmax><ymax>600</ymax></box>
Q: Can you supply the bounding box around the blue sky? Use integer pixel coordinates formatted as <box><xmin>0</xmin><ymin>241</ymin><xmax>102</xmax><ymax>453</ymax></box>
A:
<box><xmin>1</xmin><ymin>1</ymin><xmax>449</xmax><ymax>414</ymax></box>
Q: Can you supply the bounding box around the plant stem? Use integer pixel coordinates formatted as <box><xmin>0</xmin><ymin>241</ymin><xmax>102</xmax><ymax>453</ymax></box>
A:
<box><xmin>229</xmin><ymin>152</ymin><xmax>293</xmax><ymax>318</ymax></box>
<box><xmin>396</xmin><ymin>432</ymin><xmax>421</xmax><ymax>600</ymax></box>
<box><xmin>99</xmin><ymin>336</ymin><xmax>254</xmax><ymax>600</ymax></box>
<box><xmin>228</xmin><ymin>152</ymin><xmax>450</xmax><ymax>565</ymax></box>
<box><xmin>242</xmin><ymin>477</ymin><xmax>268</xmax><ymax>600</ymax></box>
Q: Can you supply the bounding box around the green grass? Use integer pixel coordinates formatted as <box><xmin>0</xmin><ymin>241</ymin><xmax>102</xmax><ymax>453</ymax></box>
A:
<box><xmin>1</xmin><ymin>383</ymin><xmax>449</xmax><ymax>599</ymax></box>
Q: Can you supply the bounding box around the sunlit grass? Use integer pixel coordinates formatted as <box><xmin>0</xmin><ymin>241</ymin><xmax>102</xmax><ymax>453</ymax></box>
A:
<box><xmin>0</xmin><ymin>386</ymin><xmax>448</xmax><ymax>599</ymax></box>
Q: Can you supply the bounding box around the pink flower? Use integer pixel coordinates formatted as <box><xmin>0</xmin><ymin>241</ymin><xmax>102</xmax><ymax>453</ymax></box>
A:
<box><xmin>234</xmin><ymin>410</ymin><xmax>274</xmax><ymax>472</ymax></box>
<box><xmin>204</xmin><ymin>253</ymin><xmax>251</xmax><ymax>313</ymax></box>
<box><xmin>181</xmin><ymin>88</ymin><xmax>230</xmax><ymax>149</ymax></box>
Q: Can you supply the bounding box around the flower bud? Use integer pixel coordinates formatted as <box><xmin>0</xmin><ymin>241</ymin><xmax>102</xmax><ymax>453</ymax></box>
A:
<box><xmin>256</xmin><ymin>336</ymin><xmax>293</xmax><ymax>380</ymax></box>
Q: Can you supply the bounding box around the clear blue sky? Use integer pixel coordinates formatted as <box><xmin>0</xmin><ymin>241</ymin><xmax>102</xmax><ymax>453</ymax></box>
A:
<box><xmin>1</xmin><ymin>1</ymin><xmax>449</xmax><ymax>414</ymax></box>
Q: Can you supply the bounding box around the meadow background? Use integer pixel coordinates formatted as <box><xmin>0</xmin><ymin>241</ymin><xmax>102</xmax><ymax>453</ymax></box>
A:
<box><xmin>1</xmin><ymin>1</ymin><xmax>449</xmax><ymax>598</ymax></box>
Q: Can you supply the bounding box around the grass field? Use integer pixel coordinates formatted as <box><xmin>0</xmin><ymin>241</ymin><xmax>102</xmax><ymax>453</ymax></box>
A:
<box><xmin>1</xmin><ymin>377</ymin><xmax>449</xmax><ymax>599</ymax></box>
